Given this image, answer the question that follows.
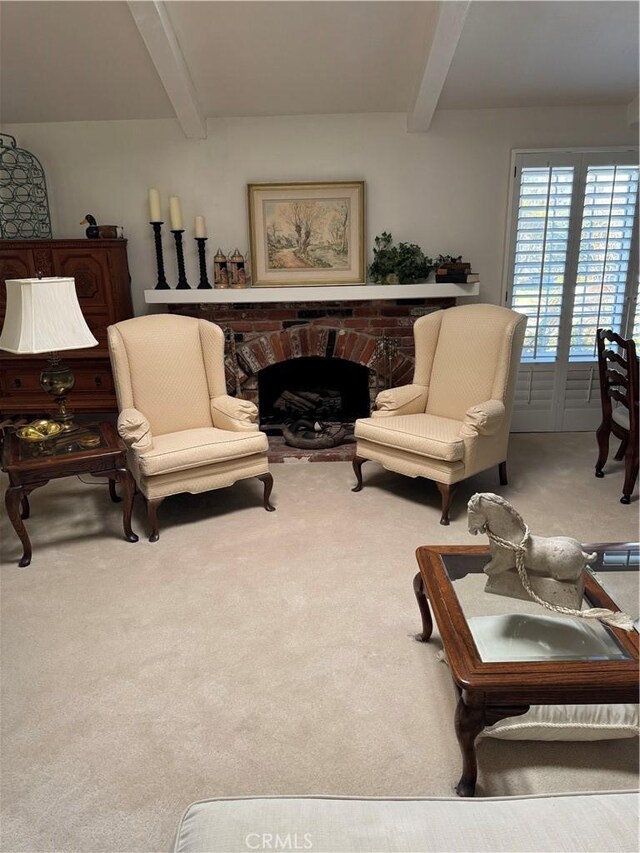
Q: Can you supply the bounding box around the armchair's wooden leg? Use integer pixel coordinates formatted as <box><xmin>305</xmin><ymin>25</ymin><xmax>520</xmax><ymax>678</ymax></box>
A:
<box><xmin>352</xmin><ymin>456</ymin><xmax>368</xmax><ymax>492</ymax></box>
<box><xmin>257</xmin><ymin>473</ymin><xmax>276</xmax><ymax>511</ymax></box>
<box><xmin>147</xmin><ymin>498</ymin><xmax>163</xmax><ymax>542</ymax></box>
<box><xmin>498</xmin><ymin>460</ymin><xmax>508</xmax><ymax>486</ymax></box>
<box><xmin>437</xmin><ymin>482</ymin><xmax>453</xmax><ymax>526</ymax></box>
<box><xmin>595</xmin><ymin>421</ymin><xmax>610</xmax><ymax>478</ymax></box>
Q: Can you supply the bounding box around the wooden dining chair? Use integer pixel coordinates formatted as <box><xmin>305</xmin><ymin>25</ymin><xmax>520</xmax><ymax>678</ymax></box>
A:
<box><xmin>595</xmin><ymin>328</ymin><xmax>639</xmax><ymax>504</ymax></box>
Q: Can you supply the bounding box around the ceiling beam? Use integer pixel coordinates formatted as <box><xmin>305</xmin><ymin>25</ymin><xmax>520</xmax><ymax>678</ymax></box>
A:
<box><xmin>407</xmin><ymin>1</ymin><xmax>471</xmax><ymax>133</ymax></box>
<box><xmin>128</xmin><ymin>0</ymin><xmax>206</xmax><ymax>139</ymax></box>
<box><xmin>627</xmin><ymin>95</ymin><xmax>639</xmax><ymax>126</ymax></box>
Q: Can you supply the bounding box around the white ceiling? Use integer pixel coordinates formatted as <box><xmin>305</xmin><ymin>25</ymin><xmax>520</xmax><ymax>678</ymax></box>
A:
<box><xmin>439</xmin><ymin>1</ymin><xmax>639</xmax><ymax>109</ymax></box>
<box><xmin>167</xmin><ymin>1</ymin><xmax>437</xmax><ymax>117</ymax></box>
<box><xmin>0</xmin><ymin>1</ymin><xmax>637</xmax><ymax>128</ymax></box>
<box><xmin>0</xmin><ymin>1</ymin><xmax>175</xmax><ymax>123</ymax></box>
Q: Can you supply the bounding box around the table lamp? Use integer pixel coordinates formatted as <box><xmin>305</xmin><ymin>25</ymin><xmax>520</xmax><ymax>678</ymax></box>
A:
<box><xmin>0</xmin><ymin>276</ymin><xmax>99</xmax><ymax>431</ymax></box>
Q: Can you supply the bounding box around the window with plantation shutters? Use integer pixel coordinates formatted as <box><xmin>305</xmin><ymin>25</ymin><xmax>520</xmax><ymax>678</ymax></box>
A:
<box><xmin>570</xmin><ymin>164</ymin><xmax>639</xmax><ymax>361</ymax></box>
<box><xmin>511</xmin><ymin>165</ymin><xmax>573</xmax><ymax>363</ymax></box>
<box><xmin>506</xmin><ymin>149</ymin><xmax>639</xmax><ymax>432</ymax></box>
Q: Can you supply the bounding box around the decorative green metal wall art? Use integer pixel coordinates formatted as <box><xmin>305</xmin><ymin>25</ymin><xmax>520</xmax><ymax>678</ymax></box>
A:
<box><xmin>0</xmin><ymin>134</ymin><xmax>52</xmax><ymax>239</ymax></box>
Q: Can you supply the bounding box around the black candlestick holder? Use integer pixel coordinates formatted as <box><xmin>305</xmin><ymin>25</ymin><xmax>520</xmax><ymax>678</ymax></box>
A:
<box><xmin>151</xmin><ymin>222</ymin><xmax>170</xmax><ymax>289</ymax></box>
<box><xmin>171</xmin><ymin>229</ymin><xmax>191</xmax><ymax>289</ymax></box>
<box><xmin>195</xmin><ymin>237</ymin><xmax>212</xmax><ymax>289</ymax></box>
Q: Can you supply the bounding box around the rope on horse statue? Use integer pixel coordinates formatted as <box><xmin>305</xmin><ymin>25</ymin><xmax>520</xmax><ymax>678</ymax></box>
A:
<box><xmin>484</xmin><ymin>512</ymin><xmax>634</xmax><ymax>631</ymax></box>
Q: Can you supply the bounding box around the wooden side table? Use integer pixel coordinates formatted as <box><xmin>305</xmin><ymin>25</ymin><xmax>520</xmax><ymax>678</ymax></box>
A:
<box><xmin>2</xmin><ymin>421</ymin><xmax>138</xmax><ymax>567</ymax></box>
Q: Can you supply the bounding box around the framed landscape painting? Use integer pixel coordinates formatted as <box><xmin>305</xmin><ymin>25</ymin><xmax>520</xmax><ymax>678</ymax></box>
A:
<box><xmin>248</xmin><ymin>181</ymin><xmax>365</xmax><ymax>286</ymax></box>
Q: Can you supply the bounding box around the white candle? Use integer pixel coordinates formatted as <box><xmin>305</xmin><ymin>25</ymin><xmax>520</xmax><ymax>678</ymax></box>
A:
<box><xmin>194</xmin><ymin>216</ymin><xmax>207</xmax><ymax>238</ymax></box>
<box><xmin>169</xmin><ymin>196</ymin><xmax>183</xmax><ymax>230</ymax></box>
<box><xmin>148</xmin><ymin>188</ymin><xmax>161</xmax><ymax>222</ymax></box>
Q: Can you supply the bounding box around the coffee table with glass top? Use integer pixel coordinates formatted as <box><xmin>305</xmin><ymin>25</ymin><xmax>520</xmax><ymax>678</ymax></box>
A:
<box><xmin>414</xmin><ymin>544</ymin><xmax>639</xmax><ymax>797</ymax></box>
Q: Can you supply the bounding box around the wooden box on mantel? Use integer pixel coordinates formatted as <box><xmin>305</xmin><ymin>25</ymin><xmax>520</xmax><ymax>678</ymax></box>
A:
<box><xmin>0</xmin><ymin>239</ymin><xmax>133</xmax><ymax>415</ymax></box>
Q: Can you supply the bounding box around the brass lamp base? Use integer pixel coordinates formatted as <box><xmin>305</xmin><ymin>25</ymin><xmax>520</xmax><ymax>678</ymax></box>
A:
<box><xmin>39</xmin><ymin>354</ymin><xmax>77</xmax><ymax>431</ymax></box>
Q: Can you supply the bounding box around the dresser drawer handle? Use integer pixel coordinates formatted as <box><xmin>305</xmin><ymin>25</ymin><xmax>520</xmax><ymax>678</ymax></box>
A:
<box><xmin>94</xmin><ymin>376</ymin><xmax>102</xmax><ymax>387</ymax></box>
<box><xmin>13</xmin><ymin>378</ymin><xmax>22</xmax><ymax>388</ymax></box>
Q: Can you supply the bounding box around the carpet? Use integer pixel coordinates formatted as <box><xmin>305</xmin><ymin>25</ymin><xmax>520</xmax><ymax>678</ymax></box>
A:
<box><xmin>1</xmin><ymin>433</ymin><xmax>638</xmax><ymax>852</ymax></box>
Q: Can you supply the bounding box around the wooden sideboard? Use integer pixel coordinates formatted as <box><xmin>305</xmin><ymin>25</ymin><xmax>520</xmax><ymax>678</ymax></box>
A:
<box><xmin>0</xmin><ymin>239</ymin><xmax>133</xmax><ymax>415</ymax></box>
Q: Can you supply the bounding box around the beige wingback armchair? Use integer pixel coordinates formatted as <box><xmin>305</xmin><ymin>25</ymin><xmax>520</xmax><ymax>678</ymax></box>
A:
<box><xmin>352</xmin><ymin>303</ymin><xmax>527</xmax><ymax>524</ymax></box>
<box><xmin>108</xmin><ymin>314</ymin><xmax>273</xmax><ymax>541</ymax></box>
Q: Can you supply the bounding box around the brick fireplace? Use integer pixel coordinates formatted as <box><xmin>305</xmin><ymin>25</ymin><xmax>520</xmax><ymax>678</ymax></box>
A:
<box><xmin>169</xmin><ymin>294</ymin><xmax>456</xmax><ymax>460</ymax></box>
<box><xmin>172</xmin><ymin>296</ymin><xmax>454</xmax><ymax>399</ymax></box>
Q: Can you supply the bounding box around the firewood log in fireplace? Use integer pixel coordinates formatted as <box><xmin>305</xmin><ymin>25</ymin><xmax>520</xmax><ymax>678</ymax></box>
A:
<box><xmin>281</xmin><ymin>418</ymin><xmax>353</xmax><ymax>449</ymax></box>
<box><xmin>273</xmin><ymin>389</ymin><xmax>342</xmax><ymax>419</ymax></box>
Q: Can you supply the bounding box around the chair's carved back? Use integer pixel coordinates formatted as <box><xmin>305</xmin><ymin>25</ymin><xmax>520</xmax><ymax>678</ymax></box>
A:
<box><xmin>108</xmin><ymin>315</ymin><xmax>225</xmax><ymax>435</ymax></box>
<box><xmin>596</xmin><ymin>329</ymin><xmax>638</xmax><ymax>436</ymax></box>
<box><xmin>417</xmin><ymin>304</ymin><xmax>526</xmax><ymax>422</ymax></box>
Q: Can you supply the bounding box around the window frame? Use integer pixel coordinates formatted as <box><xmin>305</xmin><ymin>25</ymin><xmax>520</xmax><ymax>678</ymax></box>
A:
<box><xmin>502</xmin><ymin>146</ymin><xmax>640</xmax><ymax>432</ymax></box>
<box><xmin>502</xmin><ymin>147</ymin><xmax>640</xmax><ymax>341</ymax></box>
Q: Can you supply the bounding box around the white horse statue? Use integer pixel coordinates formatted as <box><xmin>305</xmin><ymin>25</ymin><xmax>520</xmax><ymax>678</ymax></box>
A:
<box><xmin>468</xmin><ymin>492</ymin><xmax>594</xmax><ymax>583</ymax></box>
<box><xmin>466</xmin><ymin>493</ymin><xmax>633</xmax><ymax>630</ymax></box>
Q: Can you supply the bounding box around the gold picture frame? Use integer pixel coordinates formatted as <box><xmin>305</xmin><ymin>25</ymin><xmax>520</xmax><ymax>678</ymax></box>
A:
<box><xmin>247</xmin><ymin>181</ymin><xmax>365</xmax><ymax>286</ymax></box>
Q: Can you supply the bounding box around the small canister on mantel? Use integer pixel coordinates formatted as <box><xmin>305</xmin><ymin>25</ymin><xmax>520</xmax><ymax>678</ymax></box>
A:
<box><xmin>229</xmin><ymin>248</ymin><xmax>246</xmax><ymax>288</ymax></box>
<box><xmin>213</xmin><ymin>249</ymin><xmax>229</xmax><ymax>288</ymax></box>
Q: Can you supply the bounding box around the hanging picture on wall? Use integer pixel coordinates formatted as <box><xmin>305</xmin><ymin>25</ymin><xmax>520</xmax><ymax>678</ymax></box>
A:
<box><xmin>247</xmin><ymin>181</ymin><xmax>365</xmax><ymax>286</ymax></box>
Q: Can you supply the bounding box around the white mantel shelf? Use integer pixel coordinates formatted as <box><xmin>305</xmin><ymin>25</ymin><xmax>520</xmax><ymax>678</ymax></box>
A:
<box><xmin>144</xmin><ymin>282</ymin><xmax>479</xmax><ymax>304</ymax></box>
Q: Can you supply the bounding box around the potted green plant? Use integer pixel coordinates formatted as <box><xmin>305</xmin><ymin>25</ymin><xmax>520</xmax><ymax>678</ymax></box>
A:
<box><xmin>369</xmin><ymin>232</ymin><xmax>433</xmax><ymax>284</ymax></box>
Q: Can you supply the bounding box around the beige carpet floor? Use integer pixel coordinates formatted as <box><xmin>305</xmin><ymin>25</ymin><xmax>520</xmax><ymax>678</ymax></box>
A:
<box><xmin>1</xmin><ymin>432</ymin><xmax>638</xmax><ymax>852</ymax></box>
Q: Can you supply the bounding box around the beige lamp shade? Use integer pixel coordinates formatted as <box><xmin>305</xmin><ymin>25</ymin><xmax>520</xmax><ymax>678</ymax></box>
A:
<box><xmin>0</xmin><ymin>277</ymin><xmax>99</xmax><ymax>353</ymax></box>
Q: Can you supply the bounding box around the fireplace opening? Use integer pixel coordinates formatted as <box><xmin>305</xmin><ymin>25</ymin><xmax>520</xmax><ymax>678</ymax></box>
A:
<box><xmin>258</xmin><ymin>356</ymin><xmax>370</xmax><ymax>448</ymax></box>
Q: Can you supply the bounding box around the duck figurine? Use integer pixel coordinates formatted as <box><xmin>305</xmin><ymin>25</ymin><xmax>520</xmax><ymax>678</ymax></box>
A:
<box><xmin>80</xmin><ymin>214</ymin><xmax>100</xmax><ymax>239</ymax></box>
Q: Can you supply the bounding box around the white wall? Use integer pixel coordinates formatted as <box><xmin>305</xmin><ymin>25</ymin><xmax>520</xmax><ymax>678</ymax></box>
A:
<box><xmin>2</xmin><ymin>106</ymin><xmax>636</xmax><ymax>315</ymax></box>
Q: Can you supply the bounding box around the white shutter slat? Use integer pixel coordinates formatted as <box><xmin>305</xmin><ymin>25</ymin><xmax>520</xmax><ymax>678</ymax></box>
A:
<box><xmin>562</xmin><ymin>365</ymin><xmax>604</xmax><ymax>430</ymax></box>
<box><xmin>512</xmin><ymin>365</ymin><xmax>557</xmax><ymax>431</ymax></box>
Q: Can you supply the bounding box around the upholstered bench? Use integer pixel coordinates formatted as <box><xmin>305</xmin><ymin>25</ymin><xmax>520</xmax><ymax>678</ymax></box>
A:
<box><xmin>172</xmin><ymin>791</ymin><xmax>638</xmax><ymax>852</ymax></box>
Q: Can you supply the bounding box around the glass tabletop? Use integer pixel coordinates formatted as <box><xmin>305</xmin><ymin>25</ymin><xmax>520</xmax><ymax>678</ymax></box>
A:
<box><xmin>440</xmin><ymin>546</ymin><xmax>639</xmax><ymax>664</ymax></box>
